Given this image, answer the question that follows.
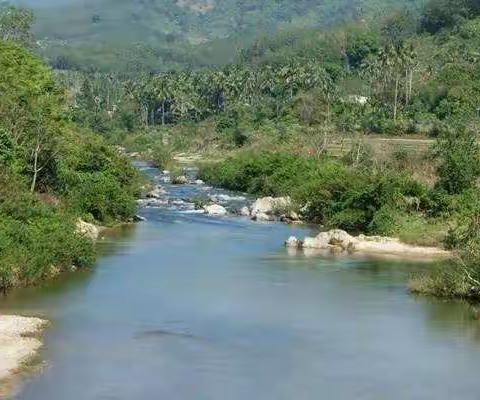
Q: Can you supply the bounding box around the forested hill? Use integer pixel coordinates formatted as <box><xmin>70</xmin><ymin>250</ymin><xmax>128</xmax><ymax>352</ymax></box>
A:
<box><xmin>13</xmin><ymin>0</ymin><xmax>424</xmax><ymax>71</ymax></box>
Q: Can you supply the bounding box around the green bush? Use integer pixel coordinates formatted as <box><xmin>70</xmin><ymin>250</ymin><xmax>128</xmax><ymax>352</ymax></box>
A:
<box><xmin>412</xmin><ymin>189</ymin><xmax>480</xmax><ymax>299</ymax></box>
<box><xmin>0</xmin><ymin>172</ymin><xmax>95</xmax><ymax>291</ymax></box>
<box><xmin>57</xmin><ymin>131</ymin><xmax>140</xmax><ymax>223</ymax></box>
<box><xmin>435</xmin><ymin>127</ymin><xmax>480</xmax><ymax>195</ymax></box>
<box><xmin>151</xmin><ymin>144</ymin><xmax>173</xmax><ymax>170</ymax></box>
<box><xmin>200</xmin><ymin>150</ymin><xmax>430</xmax><ymax>232</ymax></box>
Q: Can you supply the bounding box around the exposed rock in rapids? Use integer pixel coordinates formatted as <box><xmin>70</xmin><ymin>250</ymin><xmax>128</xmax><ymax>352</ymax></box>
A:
<box><xmin>252</xmin><ymin>212</ymin><xmax>275</xmax><ymax>222</ymax></box>
<box><xmin>146</xmin><ymin>186</ymin><xmax>166</xmax><ymax>199</ymax></box>
<box><xmin>240</xmin><ymin>206</ymin><xmax>251</xmax><ymax>217</ymax></box>
<box><xmin>203</xmin><ymin>204</ymin><xmax>228</xmax><ymax>216</ymax></box>
<box><xmin>286</xmin><ymin>236</ymin><xmax>302</xmax><ymax>248</ymax></box>
<box><xmin>172</xmin><ymin>175</ymin><xmax>188</xmax><ymax>185</ymax></box>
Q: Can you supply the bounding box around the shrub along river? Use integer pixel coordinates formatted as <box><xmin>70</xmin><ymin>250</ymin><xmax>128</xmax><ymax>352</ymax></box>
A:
<box><xmin>2</xmin><ymin>163</ymin><xmax>480</xmax><ymax>399</ymax></box>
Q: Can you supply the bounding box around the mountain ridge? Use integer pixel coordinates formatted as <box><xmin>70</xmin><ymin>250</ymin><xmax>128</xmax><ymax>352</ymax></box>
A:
<box><xmin>13</xmin><ymin>0</ymin><xmax>424</xmax><ymax>71</ymax></box>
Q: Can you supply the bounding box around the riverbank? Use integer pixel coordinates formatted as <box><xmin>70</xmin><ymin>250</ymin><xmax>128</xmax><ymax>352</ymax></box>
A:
<box><xmin>0</xmin><ymin>315</ymin><xmax>47</xmax><ymax>397</ymax></box>
<box><xmin>198</xmin><ymin>150</ymin><xmax>448</xmax><ymax>247</ymax></box>
<box><xmin>137</xmin><ymin>160</ymin><xmax>452</xmax><ymax>261</ymax></box>
<box><xmin>194</xmin><ymin>149</ymin><xmax>480</xmax><ymax>299</ymax></box>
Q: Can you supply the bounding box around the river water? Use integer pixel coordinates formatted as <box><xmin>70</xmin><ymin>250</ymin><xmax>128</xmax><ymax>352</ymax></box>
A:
<box><xmin>2</xmin><ymin>163</ymin><xmax>480</xmax><ymax>399</ymax></box>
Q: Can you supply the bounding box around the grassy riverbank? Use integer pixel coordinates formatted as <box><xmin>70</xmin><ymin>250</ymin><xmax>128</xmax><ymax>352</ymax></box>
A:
<box><xmin>198</xmin><ymin>146</ymin><xmax>480</xmax><ymax>300</ymax></box>
<box><xmin>199</xmin><ymin>150</ymin><xmax>443</xmax><ymax>244</ymax></box>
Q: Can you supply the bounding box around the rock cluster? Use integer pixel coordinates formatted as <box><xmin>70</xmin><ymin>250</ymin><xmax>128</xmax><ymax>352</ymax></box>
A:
<box><xmin>286</xmin><ymin>229</ymin><xmax>451</xmax><ymax>259</ymax></box>
<box><xmin>146</xmin><ymin>186</ymin><xmax>166</xmax><ymax>199</ymax></box>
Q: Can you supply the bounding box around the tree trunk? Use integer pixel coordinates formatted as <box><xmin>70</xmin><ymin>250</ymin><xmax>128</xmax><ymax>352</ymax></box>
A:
<box><xmin>408</xmin><ymin>69</ymin><xmax>413</xmax><ymax>101</ymax></box>
<box><xmin>393</xmin><ymin>73</ymin><xmax>399</xmax><ymax>122</ymax></box>
<box><xmin>355</xmin><ymin>142</ymin><xmax>361</xmax><ymax>166</ymax></box>
<box><xmin>161</xmin><ymin>100</ymin><xmax>166</xmax><ymax>126</ymax></box>
<box><xmin>405</xmin><ymin>69</ymin><xmax>409</xmax><ymax>105</ymax></box>
<box><xmin>30</xmin><ymin>143</ymin><xmax>40</xmax><ymax>193</ymax></box>
<box><xmin>143</xmin><ymin>105</ymin><xmax>148</xmax><ymax>128</ymax></box>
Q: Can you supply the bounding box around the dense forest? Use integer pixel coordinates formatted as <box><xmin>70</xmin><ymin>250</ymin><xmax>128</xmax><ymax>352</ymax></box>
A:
<box><xmin>2</xmin><ymin>0</ymin><xmax>480</xmax><ymax>299</ymax></box>
<box><xmin>55</xmin><ymin>0</ymin><xmax>480</xmax><ymax>142</ymax></box>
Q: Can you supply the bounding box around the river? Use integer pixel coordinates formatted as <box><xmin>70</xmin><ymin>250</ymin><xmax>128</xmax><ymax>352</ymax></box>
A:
<box><xmin>2</xmin><ymin>163</ymin><xmax>480</xmax><ymax>399</ymax></box>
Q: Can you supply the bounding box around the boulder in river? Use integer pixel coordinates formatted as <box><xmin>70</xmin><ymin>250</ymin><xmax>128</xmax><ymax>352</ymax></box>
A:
<box><xmin>203</xmin><ymin>204</ymin><xmax>228</xmax><ymax>216</ymax></box>
<box><xmin>251</xmin><ymin>196</ymin><xmax>292</xmax><ymax>221</ymax></box>
<box><xmin>146</xmin><ymin>186</ymin><xmax>166</xmax><ymax>199</ymax></box>
<box><xmin>240</xmin><ymin>206</ymin><xmax>251</xmax><ymax>217</ymax></box>
<box><xmin>75</xmin><ymin>219</ymin><xmax>100</xmax><ymax>241</ymax></box>
<box><xmin>286</xmin><ymin>229</ymin><xmax>452</xmax><ymax>259</ymax></box>
<box><xmin>252</xmin><ymin>212</ymin><xmax>275</xmax><ymax>222</ymax></box>
<box><xmin>286</xmin><ymin>236</ymin><xmax>302</xmax><ymax>248</ymax></box>
<box><xmin>280</xmin><ymin>210</ymin><xmax>302</xmax><ymax>223</ymax></box>
<box><xmin>172</xmin><ymin>175</ymin><xmax>188</xmax><ymax>185</ymax></box>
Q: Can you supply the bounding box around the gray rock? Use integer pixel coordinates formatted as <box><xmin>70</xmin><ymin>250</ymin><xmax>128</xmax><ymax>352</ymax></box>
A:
<box><xmin>203</xmin><ymin>204</ymin><xmax>228</xmax><ymax>216</ymax></box>
<box><xmin>240</xmin><ymin>206</ymin><xmax>251</xmax><ymax>217</ymax></box>
<box><xmin>172</xmin><ymin>175</ymin><xmax>188</xmax><ymax>185</ymax></box>
<box><xmin>146</xmin><ymin>186</ymin><xmax>166</xmax><ymax>199</ymax></box>
<box><xmin>75</xmin><ymin>219</ymin><xmax>100</xmax><ymax>241</ymax></box>
<box><xmin>252</xmin><ymin>212</ymin><xmax>274</xmax><ymax>222</ymax></box>
<box><xmin>251</xmin><ymin>196</ymin><xmax>292</xmax><ymax>220</ymax></box>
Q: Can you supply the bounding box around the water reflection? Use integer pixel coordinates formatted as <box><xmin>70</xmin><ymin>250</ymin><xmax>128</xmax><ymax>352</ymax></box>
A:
<box><xmin>0</xmin><ymin>224</ymin><xmax>138</xmax><ymax>317</ymax></box>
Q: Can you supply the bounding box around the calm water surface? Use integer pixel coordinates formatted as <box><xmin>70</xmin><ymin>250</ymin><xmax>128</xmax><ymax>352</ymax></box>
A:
<box><xmin>2</xmin><ymin>165</ymin><xmax>480</xmax><ymax>400</ymax></box>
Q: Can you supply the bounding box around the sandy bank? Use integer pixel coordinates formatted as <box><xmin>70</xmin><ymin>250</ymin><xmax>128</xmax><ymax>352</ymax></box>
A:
<box><xmin>0</xmin><ymin>315</ymin><xmax>47</xmax><ymax>395</ymax></box>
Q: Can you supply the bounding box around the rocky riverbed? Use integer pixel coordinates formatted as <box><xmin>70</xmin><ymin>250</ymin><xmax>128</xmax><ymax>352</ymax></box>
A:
<box><xmin>137</xmin><ymin>162</ymin><xmax>451</xmax><ymax>260</ymax></box>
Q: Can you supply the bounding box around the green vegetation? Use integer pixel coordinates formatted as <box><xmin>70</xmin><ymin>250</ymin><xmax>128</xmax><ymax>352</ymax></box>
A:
<box><xmin>56</xmin><ymin>1</ymin><xmax>480</xmax><ymax>149</ymax></box>
<box><xmin>199</xmin><ymin>150</ymin><xmax>440</xmax><ymax>241</ymax></box>
<box><xmin>51</xmin><ymin>0</ymin><xmax>480</xmax><ymax>301</ymax></box>
<box><xmin>0</xmin><ymin>23</ymin><xmax>140</xmax><ymax>292</ymax></box>
<box><xmin>3</xmin><ymin>0</ymin><xmax>480</xmax><ymax>301</ymax></box>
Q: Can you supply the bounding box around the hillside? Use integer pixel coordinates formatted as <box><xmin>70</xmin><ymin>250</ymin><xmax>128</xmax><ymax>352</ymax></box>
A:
<box><xmin>13</xmin><ymin>0</ymin><xmax>424</xmax><ymax>71</ymax></box>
